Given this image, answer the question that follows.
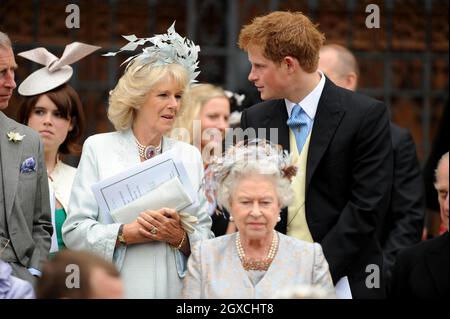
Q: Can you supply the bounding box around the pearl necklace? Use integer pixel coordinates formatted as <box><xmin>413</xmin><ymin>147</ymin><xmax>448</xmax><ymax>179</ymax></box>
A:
<box><xmin>135</xmin><ymin>138</ymin><xmax>162</xmax><ymax>160</ymax></box>
<box><xmin>236</xmin><ymin>230</ymin><xmax>278</xmax><ymax>271</ymax></box>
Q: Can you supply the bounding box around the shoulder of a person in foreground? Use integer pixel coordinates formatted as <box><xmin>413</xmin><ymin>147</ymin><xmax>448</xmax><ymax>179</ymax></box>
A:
<box><xmin>193</xmin><ymin>233</ymin><xmax>235</xmax><ymax>253</ymax></box>
<box><xmin>277</xmin><ymin>232</ymin><xmax>319</xmax><ymax>251</ymax></box>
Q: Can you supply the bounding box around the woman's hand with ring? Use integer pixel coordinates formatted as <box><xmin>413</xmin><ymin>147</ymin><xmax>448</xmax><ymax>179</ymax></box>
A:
<box><xmin>138</xmin><ymin>208</ymin><xmax>185</xmax><ymax>246</ymax></box>
<box><xmin>122</xmin><ymin>219</ymin><xmax>155</xmax><ymax>245</ymax></box>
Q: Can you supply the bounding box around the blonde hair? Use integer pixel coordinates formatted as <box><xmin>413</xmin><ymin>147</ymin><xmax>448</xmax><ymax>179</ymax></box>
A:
<box><xmin>239</xmin><ymin>11</ymin><xmax>325</xmax><ymax>72</ymax></box>
<box><xmin>108</xmin><ymin>59</ymin><xmax>189</xmax><ymax>131</ymax></box>
<box><xmin>171</xmin><ymin>83</ymin><xmax>228</xmax><ymax>144</ymax></box>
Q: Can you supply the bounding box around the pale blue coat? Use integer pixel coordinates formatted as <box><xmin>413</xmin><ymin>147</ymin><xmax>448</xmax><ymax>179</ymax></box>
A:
<box><xmin>182</xmin><ymin>232</ymin><xmax>335</xmax><ymax>298</ymax></box>
<box><xmin>62</xmin><ymin>129</ymin><xmax>213</xmax><ymax>298</ymax></box>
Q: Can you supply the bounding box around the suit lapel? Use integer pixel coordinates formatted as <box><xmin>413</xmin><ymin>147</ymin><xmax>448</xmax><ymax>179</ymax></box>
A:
<box><xmin>264</xmin><ymin>100</ymin><xmax>290</xmax><ymax>151</ymax></box>
<box><xmin>424</xmin><ymin>232</ymin><xmax>449</xmax><ymax>296</ymax></box>
<box><xmin>0</xmin><ymin>112</ymin><xmax>24</xmax><ymax>217</ymax></box>
<box><xmin>306</xmin><ymin>79</ymin><xmax>345</xmax><ymax>188</ymax></box>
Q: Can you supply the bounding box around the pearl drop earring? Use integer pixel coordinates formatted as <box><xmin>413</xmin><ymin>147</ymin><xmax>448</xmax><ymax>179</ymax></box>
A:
<box><xmin>229</xmin><ymin>216</ymin><xmax>234</xmax><ymax>222</ymax></box>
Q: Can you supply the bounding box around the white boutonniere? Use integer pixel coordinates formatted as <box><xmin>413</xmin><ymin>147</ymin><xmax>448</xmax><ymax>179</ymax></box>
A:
<box><xmin>6</xmin><ymin>131</ymin><xmax>25</xmax><ymax>143</ymax></box>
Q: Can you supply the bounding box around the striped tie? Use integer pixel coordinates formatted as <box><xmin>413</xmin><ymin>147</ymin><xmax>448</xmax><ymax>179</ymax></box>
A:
<box><xmin>286</xmin><ymin>104</ymin><xmax>311</xmax><ymax>154</ymax></box>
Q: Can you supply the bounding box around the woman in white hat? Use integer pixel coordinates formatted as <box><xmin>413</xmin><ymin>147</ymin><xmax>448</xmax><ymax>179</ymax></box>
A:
<box><xmin>61</xmin><ymin>24</ymin><xmax>213</xmax><ymax>298</ymax></box>
<box><xmin>17</xmin><ymin>42</ymin><xmax>99</xmax><ymax>256</ymax></box>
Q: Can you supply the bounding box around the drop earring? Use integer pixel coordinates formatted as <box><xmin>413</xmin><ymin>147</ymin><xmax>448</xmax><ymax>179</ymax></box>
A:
<box><xmin>229</xmin><ymin>216</ymin><xmax>234</xmax><ymax>222</ymax></box>
<box><xmin>277</xmin><ymin>215</ymin><xmax>281</xmax><ymax>222</ymax></box>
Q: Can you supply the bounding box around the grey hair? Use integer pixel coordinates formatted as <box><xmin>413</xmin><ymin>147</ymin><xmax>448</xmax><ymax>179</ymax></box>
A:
<box><xmin>0</xmin><ymin>31</ymin><xmax>12</xmax><ymax>49</ymax></box>
<box><xmin>217</xmin><ymin>157</ymin><xmax>295</xmax><ymax>212</ymax></box>
<box><xmin>434</xmin><ymin>151</ymin><xmax>449</xmax><ymax>187</ymax></box>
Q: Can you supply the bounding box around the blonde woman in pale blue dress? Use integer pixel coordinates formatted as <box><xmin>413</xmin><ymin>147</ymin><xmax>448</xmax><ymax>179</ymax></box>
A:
<box><xmin>63</xmin><ymin>24</ymin><xmax>213</xmax><ymax>299</ymax></box>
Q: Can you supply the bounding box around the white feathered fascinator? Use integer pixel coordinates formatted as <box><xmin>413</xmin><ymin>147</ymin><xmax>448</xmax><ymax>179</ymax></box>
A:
<box><xmin>103</xmin><ymin>22</ymin><xmax>200</xmax><ymax>83</ymax></box>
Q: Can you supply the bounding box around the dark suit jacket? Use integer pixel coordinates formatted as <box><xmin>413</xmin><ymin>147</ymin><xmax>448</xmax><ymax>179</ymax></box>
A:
<box><xmin>378</xmin><ymin>124</ymin><xmax>425</xmax><ymax>283</ymax></box>
<box><xmin>389</xmin><ymin>232</ymin><xmax>449</xmax><ymax>298</ymax></box>
<box><xmin>211</xmin><ymin>208</ymin><xmax>230</xmax><ymax>237</ymax></box>
<box><xmin>240</xmin><ymin>78</ymin><xmax>393</xmax><ymax>298</ymax></box>
<box><xmin>0</xmin><ymin>111</ymin><xmax>52</xmax><ymax>279</ymax></box>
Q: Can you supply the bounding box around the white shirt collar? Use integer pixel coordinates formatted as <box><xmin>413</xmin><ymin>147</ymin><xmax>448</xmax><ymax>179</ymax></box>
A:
<box><xmin>285</xmin><ymin>70</ymin><xmax>326</xmax><ymax>120</ymax></box>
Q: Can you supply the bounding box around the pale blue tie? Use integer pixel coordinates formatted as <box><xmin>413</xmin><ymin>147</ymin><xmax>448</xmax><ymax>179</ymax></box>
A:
<box><xmin>287</xmin><ymin>104</ymin><xmax>312</xmax><ymax>154</ymax></box>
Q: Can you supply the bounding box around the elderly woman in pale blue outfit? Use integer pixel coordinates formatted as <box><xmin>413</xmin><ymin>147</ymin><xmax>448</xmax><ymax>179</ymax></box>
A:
<box><xmin>62</xmin><ymin>24</ymin><xmax>213</xmax><ymax>299</ymax></box>
<box><xmin>182</xmin><ymin>140</ymin><xmax>335</xmax><ymax>298</ymax></box>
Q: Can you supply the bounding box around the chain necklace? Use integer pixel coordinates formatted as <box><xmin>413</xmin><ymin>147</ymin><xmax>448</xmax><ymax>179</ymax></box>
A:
<box><xmin>135</xmin><ymin>138</ymin><xmax>162</xmax><ymax>160</ymax></box>
<box><xmin>236</xmin><ymin>230</ymin><xmax>278</xmax><ymax>271</ymax></box>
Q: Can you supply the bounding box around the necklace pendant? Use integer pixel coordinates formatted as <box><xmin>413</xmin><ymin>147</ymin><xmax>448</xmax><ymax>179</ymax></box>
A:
<box><xmin>144</xmin><ymin>146</ymin><xmax>157</xmax><ymax>159</ymax></box>
<box><xmin>135</xmin><ymin>137</ymin><xmax>162</xmax><ymax>160</ymax></box>
<box><xmin>242</xmin><ymin>258</ymin><xmax>272</xmax><ymax>271</ymax></box>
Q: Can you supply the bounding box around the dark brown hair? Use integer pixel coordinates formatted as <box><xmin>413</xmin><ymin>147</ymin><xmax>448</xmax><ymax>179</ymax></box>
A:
<box><xmin>36</xmin><ymin>249</ymin><xmax>120</xmax><ymax>299</ymax></box>
<box><xmin>239</xmin><ymin>11</ymin><xmax>325</xmax><ymax>73</ymax></box>
<box><xmin>17</xmin><ymin>83</ymin><xmax>85</xmax><ymax>155</ymax></box>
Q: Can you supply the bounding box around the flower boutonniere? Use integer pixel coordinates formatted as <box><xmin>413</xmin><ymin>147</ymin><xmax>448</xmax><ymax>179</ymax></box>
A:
<box><xmin>6</xmin><ymin>131</ymin><xmax>25</xmax><ymax>143</ymax></box>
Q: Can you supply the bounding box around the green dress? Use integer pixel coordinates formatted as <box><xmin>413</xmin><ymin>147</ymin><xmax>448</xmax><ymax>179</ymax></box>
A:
<box><xmin>49</xmin><ymin>207</ymin><xmax>67</xmax><ymax>258</ymax></box>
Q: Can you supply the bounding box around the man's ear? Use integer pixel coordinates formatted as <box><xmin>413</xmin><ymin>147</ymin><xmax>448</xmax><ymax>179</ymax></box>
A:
<box><xmin>345</xmin><ymin>72</ymin><xmax>358</xmax><ymax>91</ymax></box>
<box><xmin>283</xmin><ymin>56</ymin><xmax>300</xmax><ymax>74</ymax></box>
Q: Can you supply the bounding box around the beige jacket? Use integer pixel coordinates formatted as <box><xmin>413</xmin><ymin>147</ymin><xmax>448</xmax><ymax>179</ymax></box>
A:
<box><xmin>48</xmin><ymin>159</ymin><xmax>76</xmax><ymax>212</ymax></box>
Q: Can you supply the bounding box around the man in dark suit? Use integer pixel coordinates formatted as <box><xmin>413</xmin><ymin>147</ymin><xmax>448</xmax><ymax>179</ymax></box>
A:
<box><xmin>423</xmin><ymin>101</ymin><xmax>449</xmax><ymax>237</ymax></box>
<box><xmin>319</xmin><ymin>44</ymin><xmax>425</xmax><ymax>285</ymax></box>
<box><xmin>0</xmin><ymin>31</ymin><xmax>52</xmax><ymax>285</ymax></box>
<box><xmin>238</xmin><ymin>12</ymin><xmax>393</xmax><ymax>298</ymax></box>
<box><xmin>389</xmin><ymin>152</ymin><xmax>448</xmax><ymax>298</ymax></box>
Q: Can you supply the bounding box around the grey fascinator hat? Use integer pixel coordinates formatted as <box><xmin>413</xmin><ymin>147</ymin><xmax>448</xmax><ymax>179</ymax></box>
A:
<box><xmin>103</xmin><ymin>22</ymin><xmax>200</xmax><ymax>83</ymax></box>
